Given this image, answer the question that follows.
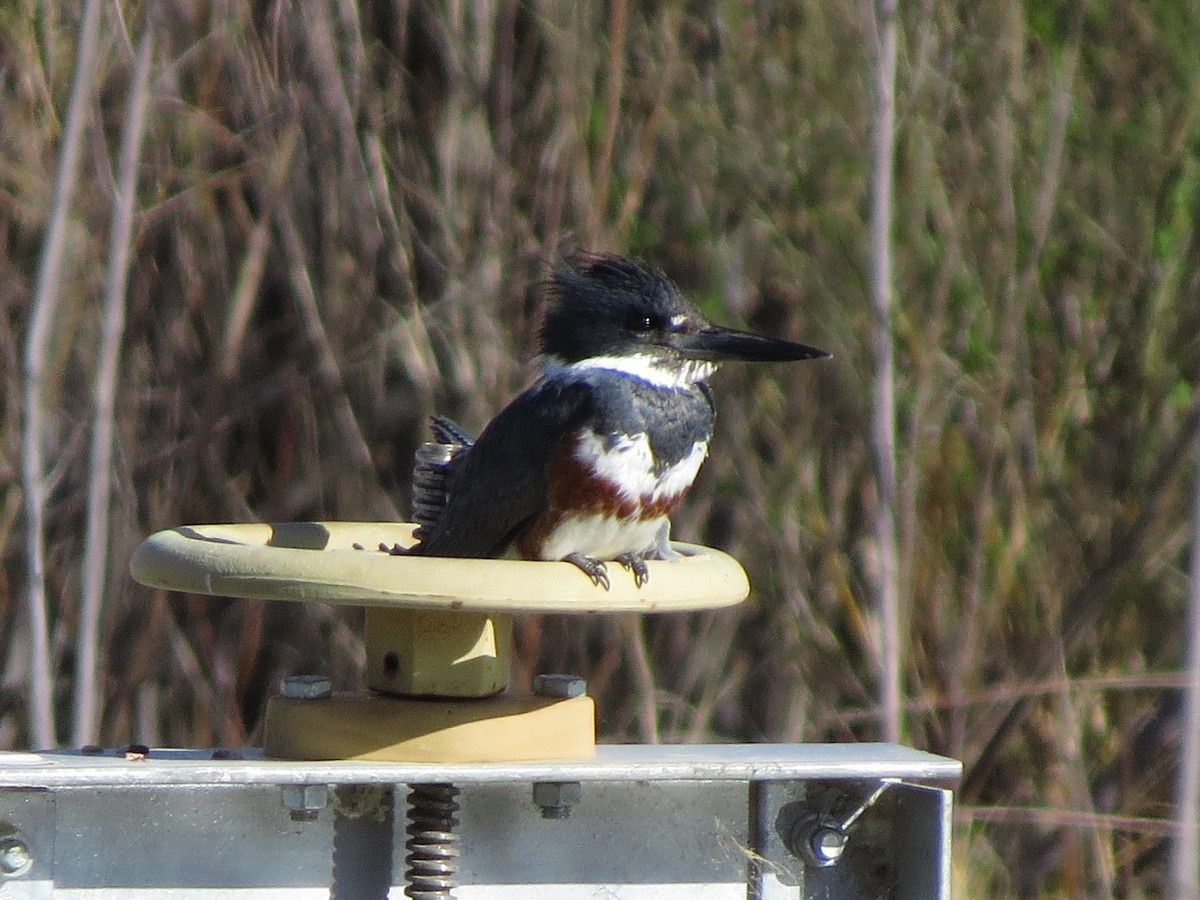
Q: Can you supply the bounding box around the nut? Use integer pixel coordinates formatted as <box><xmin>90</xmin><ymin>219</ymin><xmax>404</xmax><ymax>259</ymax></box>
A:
<box><xmin>532</xmin><ymin>781</ymin><xmax>582</xmax><ymax>819</ymax></box>
<box><xmin>531</xmin><ymin>674</ymin><xmax>586</xmax><ymax>699</ymax></box>
<box><xmin>809</xmin><ymin>825</ymin><xmax>847</xmax><ymax>863</ymax></box>
<box><xmin>785</xmin><ymin>816</ymin><xmax>848</xmax><ymax>868</ymax></box>
<box><xmin>281</xmin><ymin>783</ymin><xmax>329</xmax><ymax>822</ymax></box>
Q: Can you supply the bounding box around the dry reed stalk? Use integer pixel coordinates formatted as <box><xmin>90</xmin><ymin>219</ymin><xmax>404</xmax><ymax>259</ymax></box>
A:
<box><xmin>21</xmin><ymin>0</ymin><xmax>106</xmax><ymax>749</ymax></box>
<box><xmin>1170</xmin><ymin>427</ymin><xmax>1200</xmax><ymax>897</ymax></box>
<box><xmin>590</xmin><ymin>0</ymin><xmax>628</xmax><ymax>232</ymax></box>
<box><xmin>73</xmin><ymin>18</ymin><xmax>155</xmax><ymax>746</ymax></box>
<box><xmin>867</xmin><ymin>0</ymin><xmax>902</xmax><ymax>743</ymax></box>
<box><xmin>619</xmin><ymin>614</ymin><xmax>660</xmax><ymax>744</ymax></box>
<box><xmin>220</xmin><ymin>125</ymin><xmax>299</xmax><ymax>379</ymax></box>
<box><xmin>961</xmin><ymin>805</ymin><xmax>1187</xmax><ymax>837</ymax></box>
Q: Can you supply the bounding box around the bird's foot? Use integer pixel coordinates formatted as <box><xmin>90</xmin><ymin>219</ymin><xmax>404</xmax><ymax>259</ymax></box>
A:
<box><xmin>615</xmin><ymin>552</ymin><xmax>651</xmax><ymax>588</ymax></box>
<box><xmin>378</xmin><ymin>542</ymin><xmax>406</xmax><ymax>556</ymax></box>
<box><xmin>564</xmin><ymin>553</ymin><xmax>610</xmax><ymax>590</ymax></box>
<box><xmin>647</xmin><ymin>521</ymin><xmax>681</xmax><ymax>561</ymax></box>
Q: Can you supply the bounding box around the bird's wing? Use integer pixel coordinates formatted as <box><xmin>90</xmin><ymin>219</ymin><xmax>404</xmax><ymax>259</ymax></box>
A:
<box><xmin>410</xmin><ymin>377</ymin><xmax>595</xmax><ymax>558</ymax></box>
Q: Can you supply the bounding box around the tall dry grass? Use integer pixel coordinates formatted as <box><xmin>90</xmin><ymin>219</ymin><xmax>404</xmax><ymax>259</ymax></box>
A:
<box><xmin>2</xmin><ymin>2</ymin><xmax>1200</xmax><ymax>896</ymax></box>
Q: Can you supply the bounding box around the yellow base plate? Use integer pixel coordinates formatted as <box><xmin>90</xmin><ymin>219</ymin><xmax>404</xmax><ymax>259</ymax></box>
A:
<box><xmin>263</xmin><ymin>691</ymin><xmax>595</xmax><ymax>762</ymax></box>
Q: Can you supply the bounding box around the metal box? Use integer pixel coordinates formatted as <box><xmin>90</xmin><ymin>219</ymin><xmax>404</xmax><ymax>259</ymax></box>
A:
<box><xmin>0</xmin><ymin>743</ymin><xmax>959</xmax><ymax>898</ymax></box>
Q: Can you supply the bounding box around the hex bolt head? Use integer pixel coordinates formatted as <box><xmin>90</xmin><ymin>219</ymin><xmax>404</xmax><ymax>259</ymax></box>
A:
<box><xmin>279</xmin><ymin>675</ymin><xmax>333</xmax><ymax>700</ymax></box>
<box><xmin>532</xmin><ymin>781</ymin><xmax>582</xmax><ymax>819</ymax></box>
<box><xmin>532</xmin><ymin>674</ymin><xmax>586</xmax><ymax>699</ymax></box>
<box><xmin>281</xmin><ymin>783</ymin><xmax>329</xmax><ymax>822</ymax></box>
<box><xmin>0</xmin><ymin>837</ymin><xmax>32</xmax><ymax>877</ymax></box>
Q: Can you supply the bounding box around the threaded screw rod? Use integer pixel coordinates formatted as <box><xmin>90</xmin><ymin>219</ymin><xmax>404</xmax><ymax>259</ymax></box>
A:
<box><xmin>403</xmin><ymin>782</ymin><xmax>461</xmax><ymax>899</ymax></box>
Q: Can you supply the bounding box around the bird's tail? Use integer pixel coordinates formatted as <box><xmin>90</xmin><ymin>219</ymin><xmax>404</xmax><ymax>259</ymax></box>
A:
<box><xmin>429</xmin><ymin>415</ymin><xmax>475</xmax><ymax>447</ymax></box>
<box><xmin>410</xmin><ymin>416</ymin><xmax>474</xmax><ymax>541</ymax></box>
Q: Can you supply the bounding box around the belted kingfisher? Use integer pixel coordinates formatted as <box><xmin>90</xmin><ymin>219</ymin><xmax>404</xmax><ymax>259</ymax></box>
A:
<box><xmin>407</xmin><ymin>253</ymin><xmax>828</xmax><ymax>588</ymax></box>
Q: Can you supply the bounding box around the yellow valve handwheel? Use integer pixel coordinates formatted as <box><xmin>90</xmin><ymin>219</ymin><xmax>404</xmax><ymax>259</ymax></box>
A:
<box><xmin>131</xmin><ymin>522</ymin><xmax>750</xmax><ymax>762</ymax></box>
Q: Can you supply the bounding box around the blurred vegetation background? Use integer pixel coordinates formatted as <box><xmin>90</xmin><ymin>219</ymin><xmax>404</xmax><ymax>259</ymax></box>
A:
<box><xmin>2</xmin><ymin>1</ymin><xmax>1200</xmax><ymax>895</ymax></box>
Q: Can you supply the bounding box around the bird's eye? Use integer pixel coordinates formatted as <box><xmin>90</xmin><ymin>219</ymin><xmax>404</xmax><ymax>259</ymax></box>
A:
<box><xmin>626</xmin><ymin>312</ymin><xmax>661</xmax><ymax>332</ymax></box>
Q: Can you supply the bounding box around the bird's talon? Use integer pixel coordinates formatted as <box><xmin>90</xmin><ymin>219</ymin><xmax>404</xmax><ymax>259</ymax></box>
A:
<box><xmin>616</xmin><ymin>553</ymin><xmax>651</xmax><ymax>588</ymax></box>
<box><xmin>564</xmin><ymin>553</ymin><xmax>610</xmax><ymax>590</ymax></box>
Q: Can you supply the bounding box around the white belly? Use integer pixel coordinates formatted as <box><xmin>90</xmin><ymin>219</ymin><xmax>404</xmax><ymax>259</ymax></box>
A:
<box><xmin>536</xmin><ymin>513</ymin><xmax>668</xmax><ymax>562</ymax></box>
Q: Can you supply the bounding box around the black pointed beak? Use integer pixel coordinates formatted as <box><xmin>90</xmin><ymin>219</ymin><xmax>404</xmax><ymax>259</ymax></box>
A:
<box><xmin>672</xmin><ymin>326</ymin><xmax>830</xmax><ymax>363</ymax></box>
